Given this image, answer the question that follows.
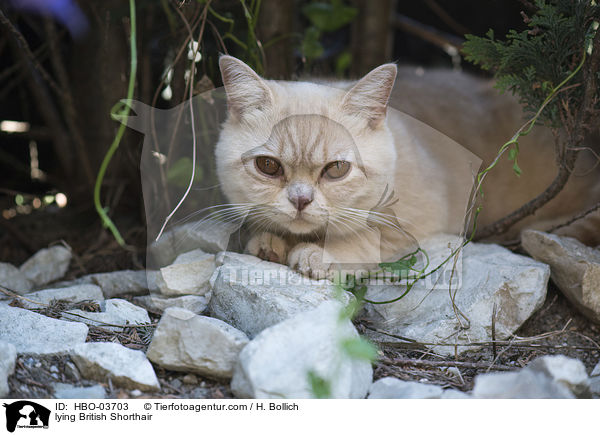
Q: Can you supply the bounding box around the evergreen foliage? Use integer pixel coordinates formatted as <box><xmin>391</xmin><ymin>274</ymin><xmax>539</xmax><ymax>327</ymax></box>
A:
<box><xmin>463</xmin><ymin>0</ymin><xmax>600</xmax><ymax>127</ymax></box>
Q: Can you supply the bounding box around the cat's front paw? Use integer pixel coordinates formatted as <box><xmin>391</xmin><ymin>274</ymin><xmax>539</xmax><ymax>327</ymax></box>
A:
<box><xmin>287</xmin><ymin>243</ymin><xmax>331</xmax><ymax>279</ymax></box>
<box><xmin>246</xmin><ymin>232</ymin><xmax>288</xmax><ymax>264</ymax></box>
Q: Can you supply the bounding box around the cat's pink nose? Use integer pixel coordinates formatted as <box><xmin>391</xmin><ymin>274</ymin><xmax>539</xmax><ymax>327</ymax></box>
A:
<box><xmin>293</xmin><ymin>195</ymin><xmax>312</xmax><ymax>212</ymax></box>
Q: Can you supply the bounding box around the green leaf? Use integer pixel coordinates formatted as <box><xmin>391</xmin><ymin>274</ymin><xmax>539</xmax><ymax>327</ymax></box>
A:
<box><xmin>335</xmin><ymin>50</ymin><xmax>352</xmax><ymax>75</ymax></box>
<box><xmin>307</xmin><ymin>371</ymin><xmax>331</xmax><ymax>398</ymax></box>
<box><xmin>512</xmin><ymin>160</ymin><xmax>522</xmax><ymax>177</ymax></box>
<box><xmin>167</xmin><ymin>157</ymin><xmax>203</xmax><ymax>188</ymax></box>
<box><xmin>301</xmin><ymin>1</ymin><xmax>357</xmax><ymax>32</ymax></box>
<box><xmin>301</xmin><ymin>27</ymin><xmax>324</xmax><ymax>60</ymax></box>
<box><xmin>341</xmin><ymin>337</ymin><xmax>378</xmax><ymax>362</ymax></box>
<box><xmin>379</xmin><ymin>254</ymin><xmax>417</xmax><ymax>278</ymax></box>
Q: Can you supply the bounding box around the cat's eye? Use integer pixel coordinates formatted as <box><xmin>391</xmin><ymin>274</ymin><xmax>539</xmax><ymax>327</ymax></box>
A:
<box><xmin>255</xmin><ymin>156</ymin><xmax>283</xmax><ymax>177</ymax></box>
<box><xmin>322</xmin><ymin>161</ymin><xmax>351</xmax><ymax>180</ymax></box>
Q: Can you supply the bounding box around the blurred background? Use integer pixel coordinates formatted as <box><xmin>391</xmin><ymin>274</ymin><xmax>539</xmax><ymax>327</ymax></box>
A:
<box><xmin>0</xmin><ymin>0</ymin><xmax>531</xmax><ymax>272</ymax></box>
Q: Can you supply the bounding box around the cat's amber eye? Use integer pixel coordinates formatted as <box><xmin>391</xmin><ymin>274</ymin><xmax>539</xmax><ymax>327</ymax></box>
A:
<box><xmin>322</xmin><ymin>161</ymin><xmax>351</xmax><ymax>180</ymax></box>
<box><xmin>255</xmin><ymin>156</ymin><xmax>283</xmax><ymax>177</ymax></box>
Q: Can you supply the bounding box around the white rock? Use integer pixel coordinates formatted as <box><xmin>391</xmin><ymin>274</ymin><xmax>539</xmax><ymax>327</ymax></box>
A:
<box><xmin>472</xmin><ymin>369</ymin><xmax>574</xmax><ymax>399</ymax></box>
<box><xmin>231</xmin><ymin>301</ymin><xmax>372</xmax><ymax>399</ymax></box>
<box><xmin>210</xmin><ymin>252</ymin><xmax>354</xmax><ymax>338</ymax></box>
<box><xmin>363</xmin><ymin>235</ymin><xmax>549</xmax><ymax>355</ymax></box>
<box><xmin>0</xmin><ymin>341</ymin><xmax>17</xmax><ymax>398</ymax></box>
<box><xmin>522</xmin><ymin>230</ymin><xmax>600</xmax><ymax>323</ymax></box>
<box><xmin>18</xmin><ymin>284</ymin><xmax>104</xmax><ymax>309</ymax></box>
<box><xmin>19</xmin><ymin>245</ymin><xmax>72</xmax><ymax>287</ymax></box>
<box><xmin>133</xmin><ymin>294</ymin><xmax>209</xmax><ymax>315</ymax></box>
<box><xmin>0</xmin><ymin>262</ymin><xmax>32</xmax><ymax>296</ymax></box>
<box><xmin>70</xmin><ymin>342</ymin><xmax>159</xmax><ymax>391</ymax></box>
<box><xmin>527</xmin><ymin>355</ymin><xmax>591</xmax><ymax>398</ymax></box>
<box><xmin>147</xmin><ymin>307</ymin><xmax>249</xmax><ymax>378</ymax></box>
<box><xmin>148</xmin><ymin>220</ymin><xmax>234</xmax><ymax>267</ymax></box>
<box><xmin>367</xmin><ymin>377</ymin><xmax>443</xmax><ymax>399</ymax></box>
<box><xmin>52</xmin><ymin>383</ymin><xmax>106</xmax><ymax>399</ymax></box>
<box><xmin>0</xmin><ymin>304</ymin><xmax>88</xmax><ymax>355</ymax></box>
<box><xmin>61</xmin><ymin>299</ymin><xmax>150</xmax><ymax>332</ymax></box>
<box><xmin>156</xmin><ymin>249</ymin><xmax>215</xmax><ymax>297</ymax></box>
<box><xmin>89</xmin><ymin>270</ymin><xmax>157</xmax><ymax>298</ymax></box>
<box><xmin>440</xmin><ymin>389</ymin><xmax>470</xmax><ymax>399</ymax></box>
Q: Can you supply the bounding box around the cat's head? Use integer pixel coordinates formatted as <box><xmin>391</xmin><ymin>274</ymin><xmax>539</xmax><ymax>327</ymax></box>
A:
<box><xmin>215</xmin><ymin>56</ymin><xmax>397</xmax><ymax>238</ymax></box>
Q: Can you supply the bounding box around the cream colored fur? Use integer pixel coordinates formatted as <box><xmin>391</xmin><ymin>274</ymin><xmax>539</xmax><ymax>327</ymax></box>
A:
<box><xmin>216</xmin><ymin>56</ymin><xmax>600</xmax><ymax>278</ymax></box>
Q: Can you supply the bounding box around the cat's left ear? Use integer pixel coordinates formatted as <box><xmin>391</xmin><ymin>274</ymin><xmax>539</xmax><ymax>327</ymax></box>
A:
<box><xmin>219</xmin><ymin>55</ymin><xmax>273</xmax><ymax>122</ymax></box>
<box><xmin>341</xmin><ymin>63</ymin><xmax>397</xmax><ymax>129</ymax></box>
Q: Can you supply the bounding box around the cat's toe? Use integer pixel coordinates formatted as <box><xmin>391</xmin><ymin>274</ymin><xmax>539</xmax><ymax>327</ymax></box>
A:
<box><xmin>246</xmin><ymin>232</ymin><xmax>288</xmax><ymax>264</ymax></box>
<box><xmin>287</xmin><ymin>243</ymin><xmax>331</xmax><ymax>279</ymax></box>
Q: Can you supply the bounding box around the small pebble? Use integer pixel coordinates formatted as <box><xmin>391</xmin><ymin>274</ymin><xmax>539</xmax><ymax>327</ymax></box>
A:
<box><xmin>183</xmin><ymin>374</ymin><xmax>198</xmax><ymax>385</ymax></box>
<box><xmin>170</xmin><ymin>378</ymin><xmax>182</xmax><ymax>390</ymax></box>
<box><xmin>130</xmin><ymin>389</ymin><xmax>143</xmax><ymax>397</ymax></box>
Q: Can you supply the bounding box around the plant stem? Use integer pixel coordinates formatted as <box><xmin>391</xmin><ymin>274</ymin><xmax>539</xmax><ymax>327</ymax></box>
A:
<box><xmin>93</xmin><ymin>0</ymin><xmax>137</xmax><ymax>246</ymax></box>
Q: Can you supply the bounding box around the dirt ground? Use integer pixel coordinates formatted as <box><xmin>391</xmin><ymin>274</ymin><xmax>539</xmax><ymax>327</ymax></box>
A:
<box><xmin>2</xmin><ymin>207</ymin><xmax>599</xmax><ymax>398</ymax></box>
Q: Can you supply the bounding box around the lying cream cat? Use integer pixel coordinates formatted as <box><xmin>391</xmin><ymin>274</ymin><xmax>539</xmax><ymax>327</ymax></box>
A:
<box><xmin>215</xmin><ymin>55</ymin><xmax>600</xmax><ymax>278</ymax></box>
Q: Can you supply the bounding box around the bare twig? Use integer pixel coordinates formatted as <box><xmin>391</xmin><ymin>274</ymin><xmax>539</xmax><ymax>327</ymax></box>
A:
<box><xmin>379</xmin><ymin>356</ymin><xmax>515</xmax><ymax>372</ymax></box>
<box><xmin>391</xmin><ymin>14</ymin><xmax>464</xmax><ymax>53</ymax></box>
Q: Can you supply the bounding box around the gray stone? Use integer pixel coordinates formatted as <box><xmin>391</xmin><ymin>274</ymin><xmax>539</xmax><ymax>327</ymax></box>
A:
<box><xmin>19</xmin><ymin>245</ymin><xmax>72</xmax><ymax>287</ymax></box>
<box><xmin>147</xmin><ymin>307</ymin><xmax>248</xmax><ymax>379</ymax></box>
<box><xmin>18</xmin><ymin>284</ymin><xmax>104</xmax><ymax>309</ymax></box>
<box><xmin>70</xmin><ymin>342</ymin><xmax>160</xmax><ymax>392</ymax></box>
<box><xmin>149</xmin><ymin>220</ymin><xmax>234</xmax><ymax>267</ymax></box>
<box><xmin>61</xmin><ymin>299</ymin><xmax>150</xmax><ymax>332</ymax></box>
<box><xmin>52</xmin><ymin>383</ymin><xmax>106</xmax><ymax>399</ymax></box>
<box><xmin>133</xmin><ymin>294</ymin><xmax>209</xmax><ymax>315</ymax></box>
<box><xmin>522</xmin><ymin>230</ymin><xmax>600</xmax><ymax>323</ymax></box>
<box><xmin>440</xmin><ymin>389</ymin><xmax>470</xmax><ymax>399</ymax></box>
<box><xmin>472</xmin><ymin>355</ymin><xmax>589</xmax><ymax>399</ymax></box>
<box><xmin>527</xmin><ymin>355</ymin><xmax>591</xmax><ymax>398</ymax></box>
<box><xmin>156</xmin><ymin>249</ymin><xmax>215</xmax><ymax>297</ymax></box>
<box><xmin>367</xmin><ymin>377</ymin><xmax>444</xmax><ymax>399</ymax></box>
<box><xmin>88</xmin><ymin>270</ymin><xmax>157</xmax><ymax>298</ymax></box>
<box><xmin>0</xmin><ymin>304</ymin><xmax>88</xmax><ymax>355</ymax></box>
<box><xmin>210</xmin><ymin>252</ymin><xmax>354</xmax><ymax>338</ymax></box>
<box><xmin>0</xmin><ymin>341</ymin><xmax>17</xmax><ymax>398</ymax></box>
<box><xmin>363</xmin><ymin>235</ymin><xmax>549</xmax><ymax>355</ymax></box>
<box><xmin>231</xmin><ymin>301</ymin><xmax>372</xmax><ymax>399</ymax></box>
<box><xmin>0</xmin><ymin>262</ymin><xmax>32</xmax><ymax>296</ymax></box>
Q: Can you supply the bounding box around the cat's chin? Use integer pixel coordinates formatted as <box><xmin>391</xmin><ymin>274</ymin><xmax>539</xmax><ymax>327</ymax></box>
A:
<box><xmin>284</xmin><ymin>218</ymin><xmax>324</xmax><ymax>236</ymax></box>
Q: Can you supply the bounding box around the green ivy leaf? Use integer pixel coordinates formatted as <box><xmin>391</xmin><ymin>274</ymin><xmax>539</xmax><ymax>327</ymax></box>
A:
<box><xmin>301</xmin><ymin>27</ymin><xmax>324</xmax><ymax>60</ymax></box>
<box><xmin>379</xmin><ymin>254</ymin><xmax>417</xmax><ymax>278</ymax></box>
<box><xmin>167</xmin><ymin>157</ymin><xmax>203</xmax><ymax>188</ymax></box>
<box><xmin>341</xmin><ymin>337</ymin><xmax>378</xmax><ymax>362</ymax></box>
<box><xmin>307</xmin><ymin>371</ymin><xmax>331</xmax><ymax>398</ymax></box>
<box><xmin>301</xmin><ymin>0</ymin><xmax>357</xmax><ymax>32</ymax></box>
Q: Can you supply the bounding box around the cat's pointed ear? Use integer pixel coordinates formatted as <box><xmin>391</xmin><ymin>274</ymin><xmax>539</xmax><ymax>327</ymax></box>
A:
<box><xmin>219</xmin><ymin>55</ymin><xmax>273</xmax><ymax>122</ymax></box>
<box><xmin>341</xmin><ymin>63</ymin><xmax>397</xmax><ymax>129</ymax></box>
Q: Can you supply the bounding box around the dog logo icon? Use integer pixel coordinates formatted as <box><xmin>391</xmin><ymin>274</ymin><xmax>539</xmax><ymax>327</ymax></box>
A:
<box><xmin>3</xmin><ymin>401</ymin><xmax>50</xmax><ymax>432</ymax></box>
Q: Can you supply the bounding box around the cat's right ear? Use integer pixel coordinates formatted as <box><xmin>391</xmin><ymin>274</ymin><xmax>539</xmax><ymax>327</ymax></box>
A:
<box><xmin>219</xmin><ymin>55</ymin><xmax>273</xmax><ymax>122</ymax></box>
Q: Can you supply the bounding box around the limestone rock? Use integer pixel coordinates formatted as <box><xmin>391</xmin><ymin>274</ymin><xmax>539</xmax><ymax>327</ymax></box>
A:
<box><xmin>70</xmin><ymin>342</ymin><xmax>159</xmax><ymax>391</ymax></box>
<box><xmin>363</xmin><ymin>235</ymin><xmax>549</xmax><ymax>355</ymax></box>
<box><xmin>52</xmin><ymin>383</ymin><xmax>106</xmax><ymax>399</ymax></box>
<box><xmin>0</xmin><ymin>341</ymin><xmax>17</xmax><ymax>398</ymax></box>
<box><xmin>231</xmin><ymin>301</ymin><xmax>372</xmax><ymax>399</ymax></box>
<box><xmin>522</xmin><ymin>230</ymin><xmax>600</xmax><ymax>323</ymax></box>
<box><xmin>156</xmin><ymin>249</ymin><xmax>215</xmax><ymax>297</ymax></box>
<box><xmin>61</xmin><ymin>299</ymin><xmax>150</xmax><ymax>332</ymax></box>
<box><xmin>0</xmin><ymin>304</ymin><xmax>88</xmax><ymax>355</ymax></box>
<box><xmin>148</xmin><ymin>220</ymin><xmax>234</xmax><ymax>267</ymax></box>
<box><xmin>133</xmin><ymin>294</ymin><xmax>209</xmax><ymax>315</ymax></box>
<box><xmin>89</xmin><ymin>270</ymin><xmax>157</xmax><ymax>298</ymax></box>
<box><xmin>19</xmin><ymin>245</ymin><xmax>72</xmax><ymax>287</ymax></box>
<box><xmin>147</xmin><ymin>307</ymin><xmax>249</xmax><ymax>379</ymax></box>
<box><xmin>18</xmin><ymin>284</ymin><xmax>104</xmax><ymax>309</ymax></box>
<box><xmin>472</xmin><ymin>355</ymin><xmax>589</xmax><ymax>399</ymax></box>
<box><xmin>210</xmin><ymin>252</ymin><xmax>353</xmax><ymax>338</ymax></box>
<box><xmin>367</xmin><ymin>377</ymin><xmax>444</xmax><ymax>399</ymax></box>
<box><xmin>0</xmin><ymin>262</ymin><xmax>32</xmax><ymax>296</ymax></box>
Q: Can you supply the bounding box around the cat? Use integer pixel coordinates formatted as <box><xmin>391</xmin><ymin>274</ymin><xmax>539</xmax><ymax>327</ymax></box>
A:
<box><xmin>215</xmin><ymin>55</ymin><xmax>600</xmax><ymax>278</ymax></box>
